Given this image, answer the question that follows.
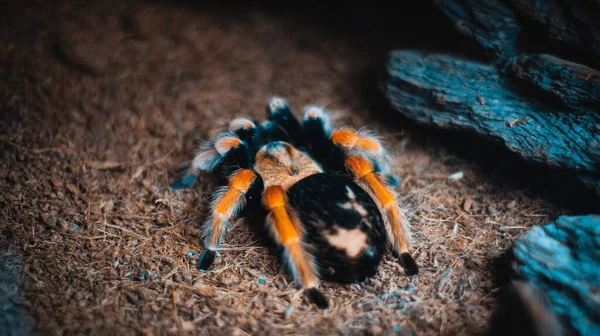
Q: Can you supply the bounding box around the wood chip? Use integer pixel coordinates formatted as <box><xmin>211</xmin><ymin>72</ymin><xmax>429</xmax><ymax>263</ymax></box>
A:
<box><xmin>463</xmin><ymin>197</ymin><xmax>474</xmax><ymax>211</ymax></box>
<box><xmin>87</xmin><ymin>161</ymin><xmax>122</xmax><ymax>170</ymax></box>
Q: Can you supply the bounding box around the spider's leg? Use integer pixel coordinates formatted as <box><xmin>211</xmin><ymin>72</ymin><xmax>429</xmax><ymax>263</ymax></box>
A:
<box><xmin>263</xmin><ymin>185</ymin><xmax>328</xmax><ymax>309</ymax></box>
<box><xmin>301</xmin><ymin>106</ymin><xmax>398</xmax><ymax>185</ymax></box>
<box><xmin>344</xmin><ymin>155</ymin><xmax>418</xmax><ymax>275</ymax></box>
<box><xmin>301</xmin><ymin>105</ymin><xmax>345</xmax><ymax>171</ymax></box>
<box><xmin>197</xmin><ymin>168</ymin><xmax>258</xmax><ymax>270</ymax></box>
<box><xmin>330</xmin><ymin>127</ymin><xmax>399</xmax><ymax>187</ymax></box>
<box><xmin>266</xmin><ymin>97</ymin><xmax>309</xmax><ymax>150</ymax></box>
<box><xmin>227</xmin><ymin>117</ymin><xmax>261</xmax><ymax>150</ymax></box>
<box><xmin>170</xmin><ymin>132</ymin><xmax>251</xmax><ymax>190</ymax></box>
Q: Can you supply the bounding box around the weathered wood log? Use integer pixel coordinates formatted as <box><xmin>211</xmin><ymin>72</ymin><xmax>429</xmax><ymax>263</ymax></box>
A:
<box><xmin>506</xmin><ymin>0</ymin><xmax>600</xmax><ymax>58</ymax></box>
<box><xmin>433</xmin><ymin>0</ymin><xmax>520</xmax><ymax>59</ymax></box>
<box><xmin>506</xmin><ymin>54</ymin><xmax>600</xmax><ymax>110</ymax></box>
<box><xmin>510</xmin><ymin>215</ymin><xmax>600</xmax><ymax>336</ymax></box>
<box><xmin>383</xmin><ymin>50</ymin><xmax>600</xmax><ymax>193</ymax></box>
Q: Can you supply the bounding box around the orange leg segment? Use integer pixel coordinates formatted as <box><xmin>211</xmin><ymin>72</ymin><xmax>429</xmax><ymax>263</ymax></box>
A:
<box><xmin>203</xmin><ymin>169</ymin><xmax>257</xmax><ymax>250</ymax></box>
<box><xmin>344</xmin><ymin>156</ymin><xmax>411</xmax><ymax>254</ymax></box>
<box><xmin>264</xmin><ymin>186</ymin><xmax>317</xmax><ymax>288</ymax></box>
<box><xmin>263</xmin><ymin>186</ymin><xmax>328</xmax><ymax>308</ymax></box>
<box><xmin>331</xmin><ymin>129</ymin><xmax>384</xmax><ymax>156</ymax></box>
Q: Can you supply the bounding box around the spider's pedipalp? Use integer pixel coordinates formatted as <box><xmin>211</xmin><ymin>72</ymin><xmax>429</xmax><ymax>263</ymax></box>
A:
<box><xmin>268</xmin><ymin>97</ymin><xmax>287</xmax><ymax>112</ymax></box>
<box><xmin>170</xmin><ymin>131</ymin><xmax>253</xmax><ymax>190</ymax></box>
<box><xmin>302</xmin><ymin>105</ymin><xmax>332</xmax><ymax>135</ymax></box>
<box><xmin>177</xmin><ymin>132</ymin><xmax>251</xmax><ymax>187</ymax></box>
<box><xmin>344</xmin><ymin>155</ymin><xmax>418</xmax><ymax>275</ymax></box>
<box><xmin>228</xmin><ymin>117</ymin><xmax>256</xmax><ymax>132</ymax></box>
<box><xmin>267</xmin><ymin>97</ymin><xmax>308</xmax><ymax>149</ymax></box>
<box><xmin>301</xmin><ymin>106</ymin><xmax>342</xmax><ymax>171</ymax></box>
<box><xmin>263</xmin><ymin>185</ymin><xmax>328</xmax><ymax>309</ymax></box>
<box><xmin>197</xmin><ymin>168</ymin><xmax>258</xmax><ymax>270</ymax></box>
<box><xmin>228</xmin><ymin>117</ymin><xmax>262</xmax><ymax>149</ymax></box>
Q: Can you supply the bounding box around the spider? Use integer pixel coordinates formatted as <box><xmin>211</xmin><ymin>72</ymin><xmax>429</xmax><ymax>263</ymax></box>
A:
<box><xmin>171</xmin><ymin>97</ymin><xmax>419</xmax><ymax>309</ymax></box>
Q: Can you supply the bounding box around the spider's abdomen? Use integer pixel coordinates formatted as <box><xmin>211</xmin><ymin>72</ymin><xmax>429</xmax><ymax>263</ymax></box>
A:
<box><xmin>286</xmin><ymin>173</ymin><xmax>387</xmax><ymax>283</ymax></box>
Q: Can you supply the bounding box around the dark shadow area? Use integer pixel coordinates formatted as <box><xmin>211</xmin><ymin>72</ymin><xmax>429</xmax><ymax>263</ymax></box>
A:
<box><xmin>155</xmin><ymin>0</ymin><xmax>489</xmax><ymax>63</ymax></box>
<box><xmin>504</xmin><ymin>1</ymin><xmax>600</xmax><ymax>70</ymax></box>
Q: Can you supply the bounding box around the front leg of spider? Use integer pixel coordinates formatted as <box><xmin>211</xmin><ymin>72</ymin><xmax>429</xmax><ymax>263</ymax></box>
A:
<box><xmin>170</xmin><ymin>131</ymin><xmax>251</xmax><ymax>190</ymax></box>
<box><xmin>197</xmin><ymin>168</ymin><xmax>258</xmax><ymax>271</ymax></box>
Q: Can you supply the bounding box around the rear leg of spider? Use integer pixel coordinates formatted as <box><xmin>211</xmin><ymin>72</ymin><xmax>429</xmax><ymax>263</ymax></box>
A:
<box><xmin>263</xmin><ymin>185</ymin><xmax>329</xmax><ymax>309</ymax></box>
<box><xmin>344</xmin><ymin>155</ymin><xmax>418</xmax><ymax>275</ymax></box>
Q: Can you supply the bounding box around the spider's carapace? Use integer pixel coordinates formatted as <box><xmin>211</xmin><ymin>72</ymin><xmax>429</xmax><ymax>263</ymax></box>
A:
<box><xmin>171</xmin><ymin>98</ymin><xmax>419</xmax><ymax>309</ymax></box>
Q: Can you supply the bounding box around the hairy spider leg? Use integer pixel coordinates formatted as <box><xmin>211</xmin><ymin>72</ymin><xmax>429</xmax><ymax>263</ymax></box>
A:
<box><xmin>301</xmin><ymin>105</ymin><xmax>344</xmax><ymax>172</ymax></box>
<box><xmin>227</xmin><ymin>117</ymin><xmax>263</xmax><ymax>155</ymax></box>
<box><xmin>263</xmin><ymin>185</ymin><xmax>328</xmax><ymax>309</ymax></box>
<box><xmin>170</xmin><ymin>132</ymin><xmax>252</xmax><ymax>190</ymax></box>
<box><xmin>300</xmin><ymin>106</ymin><xmax>417</xmax><ymax>274</ymax></box>
<box><xmin>344</xmin><ymin>155</ymin><xmax>418</xmax><ymax>275</ymax></box>
<box><xmin>197</xmin><ymin>168</ymin><xmax>258</xmax><ymax>271</ymax></box>
<box><xmin>266</xmin><ymin>97</ymin><xmax>309</xmax><ymax>151</ymax></box>
<box><xmin>301</xmin><ymin>106</ymin><xmax>399</xmax><ymax>186</ymax></box>
<box><xmin>330</xmin><ymin>127</ymin><xmax>398</xmax><ymax>186</ymax></box>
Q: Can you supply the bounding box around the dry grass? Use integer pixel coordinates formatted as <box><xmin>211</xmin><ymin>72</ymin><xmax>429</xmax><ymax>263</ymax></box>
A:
<box><xmin>0</xmin><ymin>1</ymin><xmax>566</xmax><ymax>335</ymax></box>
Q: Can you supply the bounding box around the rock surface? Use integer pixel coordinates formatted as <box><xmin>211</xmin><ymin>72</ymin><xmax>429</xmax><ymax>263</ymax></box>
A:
<box><xmin>0</xmin><ymin>235</ymin><xmax>32</xmax><ymax>336</ymax></box>
<box><xmin>511</xmin><ymin>215</ymin><xmax>600</xmax><ymax>336</ymax></box>
<box><xmin>383</xmin><ymin>50</ymin><xmax>600</xmax><ymax>193</ymax></box>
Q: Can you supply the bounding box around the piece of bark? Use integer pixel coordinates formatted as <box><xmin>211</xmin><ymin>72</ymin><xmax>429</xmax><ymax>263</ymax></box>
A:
<box><xmin>506</xmin><ymin>53</ymin><xmax>600</xmax><ymax>110</ymax></box>
<box><xmin>506</xmin><ymin>0</ymin><xmax>600</xmax><ymax>57</ymax></box>
<box><xmin>511</xmin><ymin>215</ymin><xmax>600</xmax><ymax>336</ymax></box>
<box><xmin>434</xmin><ymin>0</ymin><xmax>520</xmax><ymax>59</ymax></box>
<box><xmin>383</xmin><ymin>50</ymin><xmax>600</xmax><ymax>191</ymax></box>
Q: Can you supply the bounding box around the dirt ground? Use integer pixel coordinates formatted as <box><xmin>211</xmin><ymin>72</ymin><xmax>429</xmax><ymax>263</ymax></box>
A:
<box><xmin>0</xmin><ymin>1</ymin><xmax>584</xmax><ymax>335</ymax></box>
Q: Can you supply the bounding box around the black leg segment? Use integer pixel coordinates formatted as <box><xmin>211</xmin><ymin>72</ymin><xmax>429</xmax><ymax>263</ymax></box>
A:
<box><xmin>267</xmin><ymin>97</ymin><xmax>309</xmax><ymax>150</ymax></box>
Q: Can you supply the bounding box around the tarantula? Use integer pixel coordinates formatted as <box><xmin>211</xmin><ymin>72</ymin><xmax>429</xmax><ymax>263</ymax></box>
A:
<box><xmin>171</xmin><ymin>97</ymin><xmax>419</xmax><ymax>309</ymax></box>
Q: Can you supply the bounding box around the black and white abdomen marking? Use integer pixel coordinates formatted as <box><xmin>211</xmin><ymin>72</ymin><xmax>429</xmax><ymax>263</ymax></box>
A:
<box><xmin>286</xmin><ymin>173</ymin><xmax>387</xmax><ymax>283</ymax></box>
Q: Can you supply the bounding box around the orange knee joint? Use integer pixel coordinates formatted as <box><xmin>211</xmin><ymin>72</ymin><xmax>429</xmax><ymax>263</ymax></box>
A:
<box><xmin>331</xmin><ymin>130</ymin><xmax>358</xmax><ymax>148</ymax></box>
<box><xmin>332</xmin><ymin>130</ymin><xmax>382</xmax><ymax>153</ymax></box>
<box><xmin>230</xmin><ymin>169</ymin><xmax>257</xmax><ymax>191</ymax></box>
